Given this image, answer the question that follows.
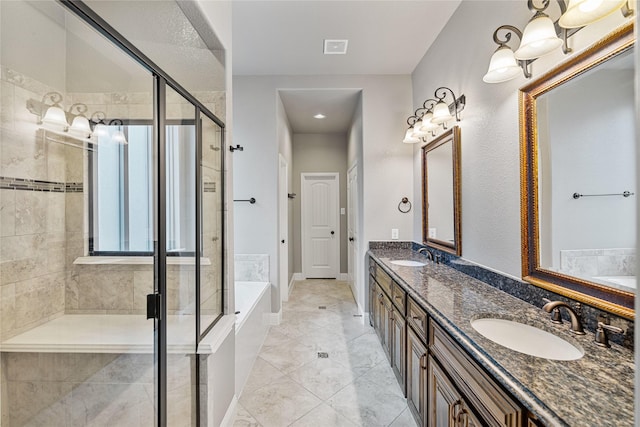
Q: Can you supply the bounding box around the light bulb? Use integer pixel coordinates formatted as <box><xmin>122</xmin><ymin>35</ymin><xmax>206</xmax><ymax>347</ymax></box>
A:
<box><xmin>559</xmin><ymin>0</ymin><xmax>626</xmax><ymax>28</ymax></box>
<box><xmin>41</xmin><ymin>105</ymin><xmax>69</xmax><ymax>131</ymax></box>
<box><xmin>431</xmin><ymin>100</ymin><xmax>453</xmax><ymax>124</ymax></box>
<box><xmin>515</xmin><ymin>13</ymin><xmax>563</xmax><ymax>60</ymax></box>
<box><xmin>483</xmin><ymin>45</ymin><xmax>522</xmax><ymax>83</ymax></box>
<box><xmin>68</xmin><ymin>115</ymin><xmax>92</xmax><ymax>139</ymax></box>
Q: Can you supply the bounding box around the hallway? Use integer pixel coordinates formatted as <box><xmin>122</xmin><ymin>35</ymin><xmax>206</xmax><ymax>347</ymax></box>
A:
<box><xmin>233</xmin><ymin>280</ymin><xmax>417</xmax><ymax>426</ymax></box>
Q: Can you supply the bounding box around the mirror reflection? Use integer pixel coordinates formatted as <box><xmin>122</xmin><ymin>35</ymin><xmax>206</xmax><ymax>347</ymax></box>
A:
<box><xmin>536</xmin><ymin>48</ymin><xmax>636</xmax><ymax>294</ymax></box>
<box><xmin>422</xmin><ymin>126</ymin><xmax>461</xmax><ymax>255</ymax></box>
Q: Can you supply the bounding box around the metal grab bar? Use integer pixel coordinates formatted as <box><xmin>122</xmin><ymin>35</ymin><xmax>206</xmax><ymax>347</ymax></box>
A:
<box><xmin>572</xmin><ymin>191</ymin><xmax>634</xmax><ymax>199</ymax></box>
<box><xmin>234</xmin><ymin>198</ymin><xmax>256</xmax><ymax>204</ymax></box>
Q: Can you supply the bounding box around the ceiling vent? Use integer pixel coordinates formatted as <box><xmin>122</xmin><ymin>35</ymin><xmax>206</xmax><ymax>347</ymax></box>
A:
<box><xmin>323</xmin><ymin>39</ymin><xmax>348</xmax><ymax>55</ymax></box>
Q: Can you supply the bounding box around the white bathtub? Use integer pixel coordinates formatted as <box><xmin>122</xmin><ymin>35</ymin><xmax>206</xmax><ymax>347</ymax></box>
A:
<box><xmin>234</xmin><ymin>281</ymin><xmax>271</xmax><ymax>395</ymax></box>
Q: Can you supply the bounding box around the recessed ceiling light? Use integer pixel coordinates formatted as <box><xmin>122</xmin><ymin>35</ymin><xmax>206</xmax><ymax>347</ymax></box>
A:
<box><xmin>314</xmin><ymin>114</ymin><xmax>326</xmax><ymax>119</ymax></box>
<box><xmin>323</xmin><ymin>39</ymin><xmax>348</xmax><ymax>55</ymax></box>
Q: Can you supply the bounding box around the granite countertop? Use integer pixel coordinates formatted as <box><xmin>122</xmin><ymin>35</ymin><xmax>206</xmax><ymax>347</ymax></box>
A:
<box><xmin>368</xmin><ymin>247</ymin><xmax>635</xmax><ymax>427</ymax></box>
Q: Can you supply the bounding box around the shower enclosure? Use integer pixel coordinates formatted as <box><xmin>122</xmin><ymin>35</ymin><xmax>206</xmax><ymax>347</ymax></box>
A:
<box><xmin>0</xmin><ymin>1</ymin><xmax>226</xmax><ymax>425</ymax></box>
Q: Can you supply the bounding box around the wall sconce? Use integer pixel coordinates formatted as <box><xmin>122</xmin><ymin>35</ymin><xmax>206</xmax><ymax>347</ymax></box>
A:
<box><xmin>403</xmin><ymin>87</ymin><xmax>465</xmax><ymax>144</ymax></box>
<box><xmin>67</xmin><ymin>104</ymin><xmax>92</xmax><ymax>139</ymax></box>
<box><xmin>483</xmin><ymin>26</ymin><xmax>532</xmax><ymax>83</ymax></box>
<box><xmin>484</xmin><ymin>0</ymin><xmax>634</xmax><ymax>84</ymax></box>
<box><xmin>26</xmin><ymin>93</ymin><xmax>129</xmax><ymax>146</ymax></box>
<box><xmin>515</xmin><ymin>0</ymin><xmax>565</xmax><ymax>60</ymax></box>
<box><xmin>26</xmin><ymin>92</ymin><xmax>69</xmax><ymax>131</ymax></box>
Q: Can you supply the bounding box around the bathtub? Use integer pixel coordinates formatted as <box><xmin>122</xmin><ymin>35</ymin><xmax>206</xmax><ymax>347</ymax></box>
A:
<box><xmin>234</xmin><ymin>281</ymin><xmax>271</xmax><ymax>395</ymax></box>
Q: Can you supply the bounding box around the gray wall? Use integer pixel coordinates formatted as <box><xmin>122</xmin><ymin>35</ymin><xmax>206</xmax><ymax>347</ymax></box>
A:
<box><xmin>411</xmin><ymin>0</ymin><xmax>631</xmax><ymax>279</ymax></box>
<box><xmin>234</xmin><ymin>74</ymin><xmax>413</xmax><ymax>313</ymax></box>
<box><xmin>292</xmin><ymin>133</ymin><xmax>349</xmax><ymax>274</ymax></box>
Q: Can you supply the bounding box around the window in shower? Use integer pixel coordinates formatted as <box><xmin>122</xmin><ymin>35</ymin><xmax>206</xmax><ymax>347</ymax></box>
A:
<box><xmin>89</xmin><ymin>123</ymin><xmax>196</xmax><ymax>255</ymax></box>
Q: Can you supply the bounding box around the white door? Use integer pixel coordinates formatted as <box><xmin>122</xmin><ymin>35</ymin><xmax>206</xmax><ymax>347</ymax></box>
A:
<box><xmin>347</xmin><ymin>164</ymin><xmax>359</xmax><ymax>298</ymax></box>
<box><xmin>279</xmin><ymin>155</ymin><xmax>289</xmax><ymax>301</ymax></box>
<box><xmin>302</xmin><ymin>173</ymin><xmax>339</xmax><ymax>279</ymax></box>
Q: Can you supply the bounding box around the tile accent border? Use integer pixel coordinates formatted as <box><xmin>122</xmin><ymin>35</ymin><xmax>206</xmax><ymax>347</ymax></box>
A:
<box><xmin>0</xmin><ymin>176</ymin><xmax>83</xmax><ymax>193</ymax></box>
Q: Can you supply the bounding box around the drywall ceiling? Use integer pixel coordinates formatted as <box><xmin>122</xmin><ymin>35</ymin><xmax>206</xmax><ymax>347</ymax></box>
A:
<box><xmin>232</xmin><ymin>0</ymin><xmax>462</xmax><ymax>76</ymax></box>
<box><xmin>279</xmin><ymin>89</ymin><xmax>361</xmax><ymax>133</ymax></box>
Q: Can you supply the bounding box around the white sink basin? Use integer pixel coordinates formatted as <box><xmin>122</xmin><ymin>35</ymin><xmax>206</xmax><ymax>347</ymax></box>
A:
<box><xmin>390</xmin><ymin>260</ymin><xmax>426</xmax><ymax>267</ymax></box>
<box><xmin>471</xmin><ymin>318</ymin><xmax>584</xmax><ymax>361</ymax></box>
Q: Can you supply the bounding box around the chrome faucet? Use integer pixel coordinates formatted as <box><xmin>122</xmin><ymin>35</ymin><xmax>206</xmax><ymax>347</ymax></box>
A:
<box><xmin>418</xmin><ymin>247</ymin><xmax>434</xmax><ymax>261</ymax></box>
<box><xmin>542</xmin><ymin>301</ymin><xmax>585</xmax><ymax>335</ymax></box>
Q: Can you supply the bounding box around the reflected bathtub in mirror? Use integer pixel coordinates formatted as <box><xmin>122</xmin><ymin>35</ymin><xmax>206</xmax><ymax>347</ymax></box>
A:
<box><xmin>520</xmin><ymin>21</ymin><xmax>635</xmax><ymax>319</ymax></box>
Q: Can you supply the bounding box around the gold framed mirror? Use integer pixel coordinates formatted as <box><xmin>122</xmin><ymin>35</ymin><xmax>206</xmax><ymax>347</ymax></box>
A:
<box><xmin>422</xmin><ymin>126</ymin><xmax>461</xmax><ymax>255</ymax></box>
<box><xmin>520</xmin><ymin>21</ymin><xmax>635</xmax><ymax>319</ymax></box>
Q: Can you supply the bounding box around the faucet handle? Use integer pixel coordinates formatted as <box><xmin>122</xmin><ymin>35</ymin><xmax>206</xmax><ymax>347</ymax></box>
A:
<box><xmin>542</xmin><ymin>298</ymin><xmax>562</xmax><ymax>324</ymax></box>
<box><xmin>595</xmin><ymin>321</ymin><xmax>624</xmax><ymax>348</ymax></box>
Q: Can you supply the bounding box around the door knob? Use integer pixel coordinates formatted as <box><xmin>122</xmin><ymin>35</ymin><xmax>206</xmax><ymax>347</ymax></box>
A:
<box><xmin>281</xmin><ymin>239</ymin><xmax>285</xmax><ymax>244</ymax></box>
<box><xmin>349</xmin><ymin>237</ymin><xmax>354</xmax><ymax>242</ymax></box>
<box><xmin>330</xmin><ymin>231</ymin><xmax>335</xmax><ymax>235</ymax></box>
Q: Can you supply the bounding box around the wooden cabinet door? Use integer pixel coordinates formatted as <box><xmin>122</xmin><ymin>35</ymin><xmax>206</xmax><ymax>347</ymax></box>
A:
<box><xmin>373</xmin><ymin>284</ymin><xmax>384</xmax><ymax>341</ymax></box>
<box><xmin>381</xmin><ymin>291</ymin><xmax>393</xmax><ymax>360</ymax></box>
<box><xmin>391</xmin><ymin>309</ymin><xmax>406</xmax><ymax>395</ymax></box>
<box><xmin>407</xmin><ymin>327</ymin><xmax>428</xmax><ymax>427</ymax></box>
<box><xmin>428</xmin><ymin>356</ymin><xmax>481</xmax><ymax>427</ymax></box>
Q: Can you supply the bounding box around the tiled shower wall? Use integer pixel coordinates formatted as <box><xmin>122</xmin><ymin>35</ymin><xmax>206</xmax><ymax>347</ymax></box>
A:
<box><xmin>0</xmin><ymin>66</ymin><xmax>71</xmax><ymax>340</ymax></box>
<box><xmin>0</xmin><ymin>66</ymin><xmax>227</xmax><ymax>339</ymax></box>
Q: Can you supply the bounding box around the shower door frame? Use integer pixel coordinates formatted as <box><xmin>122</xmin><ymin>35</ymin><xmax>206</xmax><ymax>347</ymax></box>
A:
<box><xmin>56</xmin><ymin>2</ymin><xmax>226</xmax><ymax>426</ymax></box>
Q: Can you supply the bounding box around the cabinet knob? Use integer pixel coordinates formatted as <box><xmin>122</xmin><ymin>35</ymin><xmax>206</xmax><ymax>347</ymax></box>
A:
<box><xmin>394</xmin><ymin>295</ymin><xmax>402</xmax><ymax>300</ymax></box>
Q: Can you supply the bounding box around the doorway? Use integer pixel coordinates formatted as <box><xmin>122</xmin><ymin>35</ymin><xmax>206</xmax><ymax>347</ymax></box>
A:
<box><xmin>301</xmin><ymin>173</ymin><xmax>340</xmax><ymax>278</ymax></box>
<box><xmin>279</xmin><ymin>154</ymin><xmax>289</xmax><ymax>300</ymax></box>
<box><xmin>347</xmin><ymin>162</ymin><xmax>360</xmax><ymax>303</ymax></box>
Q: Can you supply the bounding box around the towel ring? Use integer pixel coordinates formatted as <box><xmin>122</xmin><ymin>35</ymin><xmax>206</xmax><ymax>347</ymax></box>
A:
<box><xmin>398</xmin><ymin>197</ymin><xmax>412</xmax><ymax>213</ymax></box>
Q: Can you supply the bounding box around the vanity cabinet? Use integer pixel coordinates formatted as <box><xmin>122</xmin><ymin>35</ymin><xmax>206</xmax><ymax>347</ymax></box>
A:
<box><xmin>370</xmin><ymin>259</ymin><xmax>532</xmax><ymax>427</ymax></box>
<box><xmin>429</xmin><ymin>320</ymin><xmax>523</xmax><ymax>427</ymax></box>
<box><xmin>370</xmin><ymin>263</ymin><xmax>407</xmax><ymax>395</ymax></box>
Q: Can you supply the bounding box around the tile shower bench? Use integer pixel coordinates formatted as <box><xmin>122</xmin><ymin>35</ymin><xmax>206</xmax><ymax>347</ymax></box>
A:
<box><xmin>0</xmin><ymin>314</ymin><xmax>235</xmax><ymax>426</ymax></box>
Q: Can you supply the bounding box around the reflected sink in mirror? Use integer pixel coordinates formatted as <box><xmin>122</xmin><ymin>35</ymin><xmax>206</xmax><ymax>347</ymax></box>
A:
<box><xmin>471</xmin><ymin>318</ymin><xmax>584</xmax><ymax>361</ymax></box>
<box><xmin>390</xmin><ymin>260</ymin><xmax>426</xmax><ymax>267</ymax></box>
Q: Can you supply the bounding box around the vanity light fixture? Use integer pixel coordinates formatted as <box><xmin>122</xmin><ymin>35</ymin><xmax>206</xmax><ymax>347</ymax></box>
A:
<box><xmin>559</xmin><ymin>0</ymin><xmax>631</xmax><ymax>28</ymax></box>
<box><xmin>108</xmin><ymin>119</ymin><xmax>128</xmax><ymax>145</ymax></box>
<box><xmin>514</xmin><ymin>0</ymin><xmax>564</xmax><ymax>60</ymax></box>
<box><xmin>484</xmin><ymin>0</ymin><xmax>634</xmax><ymax>84</ymax></box>
<box><xmin>484</xmin><ymin>26</ymin><xmax>532</xmax><ymax>83</ymax></box>
<box><xmin>403</xmin><ymin>88</ymin><xmax>465</xmax><ymax>144</ymax></box>
<box><xmin>67</xmin><ymin>103</ymin><xmax>92</xmax><ymax>139</ymax></box>
<box><xmin>26</xmin><ymin>95</ymin><xmax>126</xmax><ymax>147</ymax></box>
<box><xmin>27</xmin><ymin>92</ymin><xmax>69</xmax><ymax>131</ymax></box>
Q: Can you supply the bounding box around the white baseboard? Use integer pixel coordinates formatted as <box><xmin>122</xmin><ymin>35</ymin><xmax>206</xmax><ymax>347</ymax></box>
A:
<box><xmin>220</xmin><ymin>395</ymin><xmax>238</xmax><ymax>427</ymax></box>
<box><xmin>338</xmin><ymin>273</ymin><xmax>350</xmax><ymax>281</ymax></box>
<box><xmin>267</xmin><ymin>309</ymin><xmax>282</xmax><ymax>325</ymax></box>
<box><xmin>288</xmin><ymin>276</ymin><xmax>296</xmax><ymax>296</ymax></box>
<box><xmin>293</xmin><ymin>272</ymin><xmax>305</xmax><ymax>281</ymax></box>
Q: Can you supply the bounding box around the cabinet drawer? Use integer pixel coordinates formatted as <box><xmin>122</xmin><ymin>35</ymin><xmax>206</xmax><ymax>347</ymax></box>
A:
<box><xmin>374</xmin><ymin>266</ymin><xmax>393</xmax><ymax>297</ymax></box>
<box><xmin>391</xmin><ymin>281</ymin><xmax>406</xmax><ymax>316</ymax></box>
<box><xmin>429</xmin><ymin>320</ymin><xmax>523</xmax><ymax>427</ymax></box>
<box><xmin>407</xmin><ymin>297</ymin><xmax>427</xmax><ymax>340</ymax></box>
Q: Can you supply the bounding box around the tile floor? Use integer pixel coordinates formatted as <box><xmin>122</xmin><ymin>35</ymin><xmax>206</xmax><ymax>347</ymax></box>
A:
<box><xmin>233</xmin><ymin>279</ymin><xmax>418</xmax><ymax>427</ymax></box>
